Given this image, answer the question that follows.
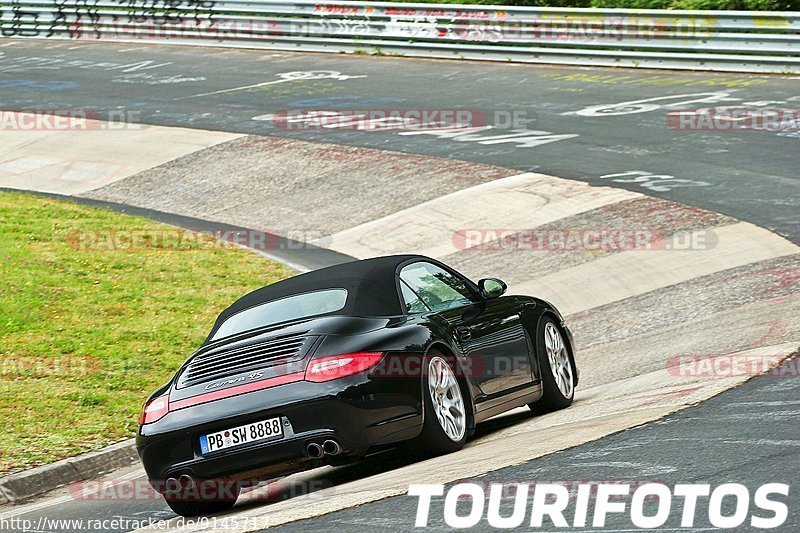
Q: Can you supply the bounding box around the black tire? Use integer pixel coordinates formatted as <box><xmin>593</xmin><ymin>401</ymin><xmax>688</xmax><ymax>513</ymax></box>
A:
<box><xmin>163</xmin><ymin>480</ymin><xmax>239</xmax><ymax>517</ymax></box>
<box><xmin>529</xmin><ymin>317</ymin><xmax>575</xmax><ymax>415</ymax></box>
<box><xmin>405</xmin><ymin>350</ymin><xmax>469</xmax><ymax>457</ymax></box>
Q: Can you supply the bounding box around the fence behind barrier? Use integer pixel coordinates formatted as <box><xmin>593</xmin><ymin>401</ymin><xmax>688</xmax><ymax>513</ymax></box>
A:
<box><xmin>1</xmin><ymin>0</ymin><xmax>799</xmax><ymax>73</ymax></box>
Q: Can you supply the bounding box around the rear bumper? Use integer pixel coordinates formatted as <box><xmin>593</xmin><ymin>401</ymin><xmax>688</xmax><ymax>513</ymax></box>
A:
<box><xmin>136</xmin><ymin>374</ymin><xmax>422</xmax><ymax>484</ymax></box>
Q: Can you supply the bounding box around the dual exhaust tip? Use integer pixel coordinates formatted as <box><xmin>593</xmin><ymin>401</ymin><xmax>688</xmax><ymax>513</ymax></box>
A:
<box><xmin>306</xmin><ymin>439</ymin><xmax>341</xmax><ymax>459</ymax></box>
<box><xmin>165</xmin><ymin>474</ymin><xmax>195</xmax><ymax>494</ymax></box>
<box><xmin>165</xmin><ymin>442</ymin><xmax>341</xmax><ymax>489</ymax></box>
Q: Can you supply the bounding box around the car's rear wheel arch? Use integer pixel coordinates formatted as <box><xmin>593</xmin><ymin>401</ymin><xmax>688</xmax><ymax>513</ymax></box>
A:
<box><xmin>537</xmin><ymin>311</ymin><xmax>578</xmax><ymax>387</ymax></box>
<box><xmin>424</xmin><ymin>343</ymin><xmax>475</xmax><ymax>437</ymax></box>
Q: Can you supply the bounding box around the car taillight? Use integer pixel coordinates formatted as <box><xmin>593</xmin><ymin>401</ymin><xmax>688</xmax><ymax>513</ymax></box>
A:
<box><xmin>304</xmin><ymin>352</ymin><xmax>384</xmax><ymax>383</ymax></box>
<box><xmin>141</xmin><ymin>395</ymin><xmax>170</xmax><ymax>425</ymax></box>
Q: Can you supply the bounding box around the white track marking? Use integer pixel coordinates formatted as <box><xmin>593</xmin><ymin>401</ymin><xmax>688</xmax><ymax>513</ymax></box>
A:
<box><xmin>183</xmin><ymin>78</ymin><xmax>301</xmax><ymax>99</ymax></box>
<box><xmin>0</xmin><ymin>111</ymin><xmax>242</xmax><ymax>195</ymax></box>
<box><xmin>323</xmin><ymin>172</ymin><xmax>641</xmax><ymax>259</ymax></box>
<box><xmin>512</xmin><ymin>222</ymin><xmax>798</xmax><ymax>315</ymax></box>
<box><xmin>181</xmin><ymin>71</ymin><xmax>366</xmax><ymax>99</ymax></box>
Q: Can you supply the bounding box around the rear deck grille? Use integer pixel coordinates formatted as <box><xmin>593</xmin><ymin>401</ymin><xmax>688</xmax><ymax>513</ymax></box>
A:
<box><xmin>178</xmin><ymin>332</ymin><xmax>312</xmax><ymax>388</ymax></box>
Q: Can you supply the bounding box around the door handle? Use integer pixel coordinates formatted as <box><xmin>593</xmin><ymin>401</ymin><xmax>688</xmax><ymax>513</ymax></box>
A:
<box><xmin>455</xmin><ymin>326</ymin><xmax>472</xmax><ymax>342</ymax></box>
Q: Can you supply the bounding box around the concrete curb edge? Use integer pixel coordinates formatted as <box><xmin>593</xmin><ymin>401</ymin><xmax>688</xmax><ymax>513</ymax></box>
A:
<box><xmin>0</xmin><ymin>439</ymin><xmax>138</xmax><ymax>506</ymax></box>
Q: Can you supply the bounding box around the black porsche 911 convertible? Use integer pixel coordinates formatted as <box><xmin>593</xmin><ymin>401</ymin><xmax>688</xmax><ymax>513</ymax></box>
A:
<box><xmin>137</xmin><ymin>254</ymin><xmax>578</xmax><ymax>516</ymax></box>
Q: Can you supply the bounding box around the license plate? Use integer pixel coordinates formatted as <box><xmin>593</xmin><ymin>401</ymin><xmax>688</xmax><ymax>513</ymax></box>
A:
<box><xmin>200</xmin><ymin>417</ymin><xmax>283</xmax><ymax>454</ymax></box>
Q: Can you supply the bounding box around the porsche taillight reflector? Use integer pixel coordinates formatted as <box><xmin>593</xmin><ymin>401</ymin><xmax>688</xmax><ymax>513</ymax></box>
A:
<box><xmin>304</xmin><ymin>352</ymin><xmax>384</xmax><ymax>382</ymax></box>
<box><xmin>141</xmin><ymin>395</ymin><xmax>170</xmax><ymax>425</ymax></box>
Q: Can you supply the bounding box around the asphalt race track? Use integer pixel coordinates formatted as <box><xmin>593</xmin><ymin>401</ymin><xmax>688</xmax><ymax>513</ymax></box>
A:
<box><xmin>0</xmin><ymin>39</ymin><xmax>797</xmax><ymax>243</ymax></box>
<box><xmin>0</xmin><ymin>37</ymin><xmax>798</xmax><ymax>533</ymax></box>
<box><xmin>273</xmin><ymin>357</ymin><xmax>800</xmax><ymax>533</ymax></box>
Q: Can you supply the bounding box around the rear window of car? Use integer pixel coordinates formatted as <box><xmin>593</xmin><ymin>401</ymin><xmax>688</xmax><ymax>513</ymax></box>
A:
<box><xmin>211</xmin><ymin>288</ymin><xmax>348</xmax><ymax>340</ymax></box>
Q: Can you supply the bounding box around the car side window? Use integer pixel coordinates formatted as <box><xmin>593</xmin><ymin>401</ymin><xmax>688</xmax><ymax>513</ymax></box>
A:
<box><xmin>399</xmin><ymin>279</ymin><xmax>430</xmax><ymax>314</ymax></box>
<box><xmin>399</xmin><ymin>262</ymin><xmax>476</xmax><ymax>312</ymax></box>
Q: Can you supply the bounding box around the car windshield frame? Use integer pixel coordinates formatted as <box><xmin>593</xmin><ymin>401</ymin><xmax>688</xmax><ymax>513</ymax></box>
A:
<box><xmin>397</xmin><ymin>261</ymin><xmax>480</xmax><ymax>314</ymax></box>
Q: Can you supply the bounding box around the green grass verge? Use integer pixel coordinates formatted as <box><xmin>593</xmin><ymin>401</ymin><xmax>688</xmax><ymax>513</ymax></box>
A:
<box><xmin>0</xmin><ymin>192</ymin><xmax>293</xmax><ymax>475</ymax></box>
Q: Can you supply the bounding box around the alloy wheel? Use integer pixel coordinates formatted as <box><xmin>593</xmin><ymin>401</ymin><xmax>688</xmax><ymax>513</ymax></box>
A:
<box><xmin>544</xmin><ymin>322</ymin><xmax>574</xmax><ymax>399</ymax></box>
<box><xmin>427</xmin><ymin>356</ymin><xmax>466</xmax><ymax>442</ymax></box>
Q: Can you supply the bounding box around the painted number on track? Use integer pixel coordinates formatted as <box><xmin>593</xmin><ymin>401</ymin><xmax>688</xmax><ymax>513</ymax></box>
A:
<box><xmin>598</xmin><ymin>171</ymin><xmax>710</xmax><ymax>192</ymax></box>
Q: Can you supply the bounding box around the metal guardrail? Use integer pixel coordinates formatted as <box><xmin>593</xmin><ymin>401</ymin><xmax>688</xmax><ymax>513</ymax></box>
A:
<box><xmin>1</xmin><ymin>0</ymin><xmax>799</xmax><ymax>73</ymax></box>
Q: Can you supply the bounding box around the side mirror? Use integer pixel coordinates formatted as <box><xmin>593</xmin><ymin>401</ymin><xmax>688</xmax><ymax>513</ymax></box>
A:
<box><xmin>478</xmin><ymin>278</ymin><xmax>507</xmax><ymax>300</ymax></box>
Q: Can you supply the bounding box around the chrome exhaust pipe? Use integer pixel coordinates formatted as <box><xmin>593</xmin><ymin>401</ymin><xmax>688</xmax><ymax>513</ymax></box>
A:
<box><xmin>165</xmin><ymin>477</ymin><xmax>180</xmax><ymax>494</ymax></box>
<box><xmin>306</xmin><ymin>442</ymin><xmax>324</xmax><ymax>459</ymax></box>
<box><xmin>178</xmin><ymin>474</ymin><xmax>195</xmax><ymax>490</ymax></box>
<box><xmin>322</xmin><ymin>439</ymin><xmax>342</xmax><ymax>456</ymax></box>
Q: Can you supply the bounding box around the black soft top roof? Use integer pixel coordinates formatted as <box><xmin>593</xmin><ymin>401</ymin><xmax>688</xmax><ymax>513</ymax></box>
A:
<box><xmin>206</xmin><ymin>254</ymin><xmax>428</xmax><ymax>339</ymax></box>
